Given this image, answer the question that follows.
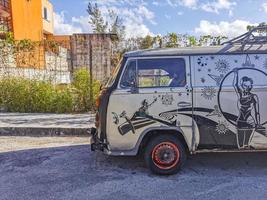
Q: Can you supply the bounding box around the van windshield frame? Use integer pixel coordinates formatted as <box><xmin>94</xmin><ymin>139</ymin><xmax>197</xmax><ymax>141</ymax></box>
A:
<box><xmin>105</xmin><ymin>58</ymin><xmax>125</xmax><ymax>88</ymax></box>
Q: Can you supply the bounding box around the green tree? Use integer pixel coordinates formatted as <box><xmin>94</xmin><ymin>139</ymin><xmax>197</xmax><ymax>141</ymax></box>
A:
<box><xmin>87</xmin><ymin>2</ymin><xmax>108</xmax><ymax>33</ymax></box>
<box><xmin>154</xmin><ymin>35</ymin><xmax>163</xmax><ymax>48</ymax></box>
<box><xmin>166</xmin><ymin>32</ymin><xmax>178</xmax><ymax>48</ymax></box>
<box><xmin>139</xmin><ymin>35</ymin><xmax>154</xmax><ymax>49</ymax></box>
<box><xmin>212</xmin><ymin>36</ymin><xmax>228</xmax><ymax>45</ymax></box>
<box><xmin>108</xmin><ymin>9</ymin><xmax>126</xmax><ymax>41</ymax></box>
<box><xmin>188</xmin><ymin>36</ymin><xmax>197</xmax><ymax>47</ymax></box>
<box><xmin>199</xmin><ymin>35</ymin><xmax>212</xmax><ymax>46</ymax></box>
<box><xmin>247</xmin><ymin>22</ymin><xmax>267</xmax><ymax>33</ymax></box>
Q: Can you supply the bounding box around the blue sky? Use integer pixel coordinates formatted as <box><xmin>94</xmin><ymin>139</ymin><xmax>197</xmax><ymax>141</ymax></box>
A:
<box><xmin>50</xmin><ymin>0</ymin><xmax>267</xmax><ymax>38</ymax></box>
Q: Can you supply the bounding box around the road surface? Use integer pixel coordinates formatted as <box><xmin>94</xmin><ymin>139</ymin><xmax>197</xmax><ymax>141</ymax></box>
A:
<box><xmin>1</xmin><ymin>141</ymin><xmax>267</xmax><ymax>200</ymax></box>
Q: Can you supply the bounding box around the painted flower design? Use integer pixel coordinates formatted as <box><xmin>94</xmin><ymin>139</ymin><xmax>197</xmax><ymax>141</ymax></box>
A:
<box><xmin>216</xmin><ymin>120</ymin><xmax>229</xmax><ymax>134</ymax></box>
<box><xmin>161</xmin><ymin>94</ymin><xmax>174</xmax><ymax>105</ymax></box>
<box><xmin>215</xmin><ymin>59</ymin><xmax>230</xmax><ymax>73</ymax></box>
<box><xmin>201</xmin><ymin>86</ymin><xmax>216</xmax><ymax>100</ymax></box>
<box><xmin>197</xmin><ymin>56</ymin><xmax>208</xmax><ymax>67</ymax></box>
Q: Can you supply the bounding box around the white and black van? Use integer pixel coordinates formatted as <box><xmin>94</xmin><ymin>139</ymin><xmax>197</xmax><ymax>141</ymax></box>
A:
<box><xmin>90</xmin><ymin>27</ymin><xmax>267</xmax><ymax>175</ymax></box>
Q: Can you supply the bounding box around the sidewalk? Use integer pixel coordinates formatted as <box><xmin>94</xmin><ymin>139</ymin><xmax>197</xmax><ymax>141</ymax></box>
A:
<box><xmin>0</xmin><ymin>113</ymin><xmax>95</xmax><ymax>136</ymax></box>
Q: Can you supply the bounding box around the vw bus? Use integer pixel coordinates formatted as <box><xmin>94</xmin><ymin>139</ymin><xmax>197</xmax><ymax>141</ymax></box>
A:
<box><xmin>90</xmin><ymin>27</ymin><xmax>267</xmax><ymax>175</ymax></box>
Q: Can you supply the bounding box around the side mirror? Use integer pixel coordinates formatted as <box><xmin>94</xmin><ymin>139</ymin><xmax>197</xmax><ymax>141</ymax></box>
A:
<box><xmin>130</xmin><ymin>81</ymin><xmax>138</xmax><ymax>93</ymax></box>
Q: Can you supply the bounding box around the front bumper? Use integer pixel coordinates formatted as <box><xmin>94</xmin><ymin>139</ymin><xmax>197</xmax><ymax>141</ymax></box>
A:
<box><xmin>90</xmin><ymin>127</ymin><xmax>107</xmax><ymax>151</ymax></box>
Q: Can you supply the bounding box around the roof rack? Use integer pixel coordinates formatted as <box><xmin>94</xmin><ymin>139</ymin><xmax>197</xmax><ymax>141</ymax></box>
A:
<box><xmin>222</xmin><ymin>26</ymin><xmax>267</xmax><ymax>51</ymax></box>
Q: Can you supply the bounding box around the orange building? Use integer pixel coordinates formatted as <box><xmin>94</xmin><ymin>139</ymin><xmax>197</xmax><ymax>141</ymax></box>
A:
<box><xmin>0</xmin><ymin>0</ymin><xmax>55</xmax><ymax>69</ymax></box>
<box><xmin>0</xmin><ymin>0</ymin><xmax>54</xmax><ymax>41</ymax></box>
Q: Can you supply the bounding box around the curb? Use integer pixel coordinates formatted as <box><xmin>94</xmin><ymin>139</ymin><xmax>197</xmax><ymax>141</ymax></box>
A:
<box><xmin>0</xmin><ymin>127</ymin><xmax>91</xmax><ymax>137</ymax></box>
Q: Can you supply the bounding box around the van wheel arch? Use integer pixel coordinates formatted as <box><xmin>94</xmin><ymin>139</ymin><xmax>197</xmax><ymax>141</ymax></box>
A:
<box><xmin>138</xmin><ymin>129</ymin><xmax>189</xmax><ymax>156</ymax></box>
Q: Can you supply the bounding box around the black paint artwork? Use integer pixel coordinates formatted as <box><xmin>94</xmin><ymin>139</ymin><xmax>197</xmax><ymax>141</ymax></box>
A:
<box><xmin>218</xmin><ymin>68</ymin><xmax>267</xmax><ymax>149</ymax></box>
<box><xmin>208</xmin><ymin>74</ymin><xmax>224</xmax><ymax>86</ymax></box>
<box><xmin>201</xmin><ymin>86</ymin><xmax>216</xmax><ymax>100</ymax></box>
<box><xmin>201</xmin><ymin>77</ymin><xmax>206</xmax><ymax>83</ymax></box>
<box><xmin>206</xmin><ymin>105</ymin><xmax>222</xmax><ymax>117</ymax></box>
<box><xmin>215</xmin><ymin>59</ymin><xmax>230</xmax><ymax>73</ymax></box>
<box><xmin>216</xmin><ymin>120</ymin><xmax>229</xmax><ymax>135</ymax></box>
<box><xmin>254</xmin><ymin>55</ymin><xmax>260</xmax><ymax>60</ymax></box>
<box><xmin>233</xmin><ymin>68</ymin><xmax>260</xmax><ymax>148</ymax></box>
<box><xmin>113</xmin><ymin>98</ymin><xmax>158</xmax><ymax>135</ymax></box>
<box><xmin>264</xmin><ymin>59</ymin><xmax>267</xmax><ymax>70</ymax></box>
<box><xmin>242</xmin><ymin>54</ymin><xmax>255</xmax><ymax>68</ymax></box>
<box><xmin>161</xmin><ymin>94</ymin><xmax>174</xmax><ymax>105</ymax></box>
<box><xmin>197</xmin><ymin>56</ymin><xmax>208</xmax><ymax>67</ymax></box>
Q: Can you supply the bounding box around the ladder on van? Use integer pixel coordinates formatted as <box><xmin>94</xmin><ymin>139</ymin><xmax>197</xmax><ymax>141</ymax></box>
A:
<box><xmin>222</xmin><ymin>26</ymin><xmax>267</xmax><ymax>51</ymax></box>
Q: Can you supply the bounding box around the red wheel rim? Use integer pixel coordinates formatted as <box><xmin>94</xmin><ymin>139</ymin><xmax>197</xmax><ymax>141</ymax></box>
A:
<box><xmin>152</xmin><ymin>142</ymin><xmax>180</xmax><ymax>170</ymax></box>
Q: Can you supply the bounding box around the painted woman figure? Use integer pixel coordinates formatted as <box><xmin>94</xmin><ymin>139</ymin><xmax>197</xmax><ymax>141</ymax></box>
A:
<box><xmin>233</xmin><ymin>68</ymin><xmax>260</xmax><ymax>149</ymax></box>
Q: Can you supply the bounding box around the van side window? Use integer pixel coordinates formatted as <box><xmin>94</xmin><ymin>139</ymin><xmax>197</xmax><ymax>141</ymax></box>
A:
<box><xmin>138</xmin><ymin>58</ymin><xmax>186</xmax><ymax>88</ymax></box>
<box><xmin>120</xmin><ymin>60</ymin><xmax>137</xmax><ymax>88</ymax></box>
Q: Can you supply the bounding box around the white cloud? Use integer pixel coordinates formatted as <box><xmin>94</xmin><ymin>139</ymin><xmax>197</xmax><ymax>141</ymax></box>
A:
<box><xmin>72</xmin><ymin>16</ymin><xmax>93</xmax><ymax>32</ymax></box>
<box><xmin>228</xmin><ymin>10</ymin><xmax>233</xmax><ymax>17</ymax></box>
<box><xmin>137</xmin><ymin>5</ymin><xmax>156</xmax><ymax>25</ymax></box>
<box><xmin>262</xmin><ymin>3</ymin><xmax>267</xmax><ymax>13</ymax></box>
<box><xmin>54</xmin><ymin>1</ymin><xmax>156</xmax><ymax>38</ymax></box>
<box><xmin>54</xmin><ymin>12</ymin><xmax>83</xmax><ymax>35</ymax></box>
<box><xmin>181</xmin><ymin>0</ymin><xmax>198</xmax><ymax>8</ymax></box>
<box><xmin>86</xmin><ymin>0</ymin><xmax>147</xmax><ymax>7</ymax></box>
<box><xmin>166</xmin><ymin>0</ymin><xmax>236</xmax><ymax>14</ymax></box>
<box><xmin>95</xmin><ymin>4</ymin><xmax>156</xmax><ymax>38</ymax></box>
<box><xmin>195</xmin><ymin>20</ymin><xmax>258</xmax><ymax>38</ymax></box>
<box><xmin>165</xmin><ymin>14</ymin><xmax>171</xmax><ymax>19</ymax></box>
<box><xmin>177</xmin><ymin>11</ymin><xmax>184</xmax><ymax>15</ymax></box>
<box><xmin>166</xmin><ymin>0</ymin><xmax>198</xmax><ymax>9</ymax></box>
<box><xmin>117</xmin><ymin>6</ymin><xmax>156</xmax><ymax>38</ymax></box>
<box><xmin>201</xmin><ymin>0</ymin><xmax>236</xmax><ymax>14</ymax></box>
<box><xmin>152</xmin><ymin>1</ymin><xmax>160</xmax><ymax>6</ymax></box>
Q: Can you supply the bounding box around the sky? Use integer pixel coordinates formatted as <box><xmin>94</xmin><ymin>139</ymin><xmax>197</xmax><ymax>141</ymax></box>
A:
<box><xmin>50</xmin><ymin>0</ymin><xmax>267</xmax><ymax>39</ymax></box>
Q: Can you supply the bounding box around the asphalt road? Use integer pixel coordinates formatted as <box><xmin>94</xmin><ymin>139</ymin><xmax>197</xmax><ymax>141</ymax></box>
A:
<box><xmin>1</xmin><ymin>145</ymin><xmax>267</xmax><ymax>200</ymax></box>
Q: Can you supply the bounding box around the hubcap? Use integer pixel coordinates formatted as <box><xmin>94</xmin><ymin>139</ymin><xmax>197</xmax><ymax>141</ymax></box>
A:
<box><xmin>152</xmin><ymin>142</ymin><xmax>180</xmax><ymax>170</ymax></box>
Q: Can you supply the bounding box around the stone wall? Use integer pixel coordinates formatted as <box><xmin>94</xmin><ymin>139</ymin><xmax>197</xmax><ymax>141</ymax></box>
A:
<box><xmin>0</xmin><ymin>67</ymin><xmax>71</xmax><ymax>84</ymax></box>
<box><xmin>70</xmin><ymin>33</ymin><xmax>117</xmax><ymax>81</ymax></box>
<box><xmin>0</xmin><ymin>33</ymin><xmax>117</xmax><ymax>83</ymax></box>
<box><xmin>45</xmin><ymin>46</ymin><xmax>70</xmax><ymax>72</ymax></box>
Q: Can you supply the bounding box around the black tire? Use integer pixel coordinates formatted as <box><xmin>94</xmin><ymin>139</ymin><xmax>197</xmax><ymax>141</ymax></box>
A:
<box><xmin>144</xmin><ymin>134</ymin><xmax>187</xmax><ymax>175</ymax></box>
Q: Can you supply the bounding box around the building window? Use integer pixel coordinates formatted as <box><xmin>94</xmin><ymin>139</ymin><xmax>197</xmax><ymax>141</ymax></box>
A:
<box><xmin>43</xmin><ymin>7</ymin><xmax>49</xmax><ymax>21</ymax></box>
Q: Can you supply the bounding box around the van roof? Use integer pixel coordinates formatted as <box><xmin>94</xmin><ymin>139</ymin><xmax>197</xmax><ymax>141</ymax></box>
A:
<box><xmin>125</xmin><ymin>44</ymin><xmax>267</xmax><ymax>57</ymax></box>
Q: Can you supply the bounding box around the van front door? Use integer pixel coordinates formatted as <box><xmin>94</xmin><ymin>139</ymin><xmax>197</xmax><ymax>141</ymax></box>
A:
<box><xmin>106</xmin><ymin>57</ymin><xmax>193</xmax><ymax>152</ymax></box>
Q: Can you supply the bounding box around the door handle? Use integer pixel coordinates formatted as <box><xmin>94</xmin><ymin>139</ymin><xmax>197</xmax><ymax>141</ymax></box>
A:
<box><xmin>178</xmin><ymin>101</ymin><xmax>192</xmax><ymax>108</ymax></box>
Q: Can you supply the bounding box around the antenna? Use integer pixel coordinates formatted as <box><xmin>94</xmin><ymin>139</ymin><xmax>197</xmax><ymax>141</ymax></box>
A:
<box><xmin>222</xmin><ymin>26</ymin><xmax>267</xmax><ymax>51</ymax></box>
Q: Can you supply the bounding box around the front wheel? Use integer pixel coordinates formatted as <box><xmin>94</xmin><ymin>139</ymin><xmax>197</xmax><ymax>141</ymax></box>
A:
<box><xmin>144</xmin><ymin>134</ymin><xmax>187</xmax><ymax>175</ymax></box>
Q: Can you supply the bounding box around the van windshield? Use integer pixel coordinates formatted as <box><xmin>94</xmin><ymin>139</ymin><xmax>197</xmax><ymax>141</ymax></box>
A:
<box><xmin>105</xmin><ymin>58</ymin><xmax>124</xmax><ymax>87</ymax></box>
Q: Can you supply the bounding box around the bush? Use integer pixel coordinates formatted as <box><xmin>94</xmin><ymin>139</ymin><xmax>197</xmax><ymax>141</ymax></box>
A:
<box><xmin>0</xmin><ymin>69</ymin><xmax>101</xmax><ymax>113</ymax></box>
<box><xmin>72</xmin><ymin>68</ymin><xmax>101</xmax><ymax>112</ymax></box>
<box><xmin>0</xmin><ymin>78</ymin><xmax>73</xmax><ymax>113</ymax></box>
